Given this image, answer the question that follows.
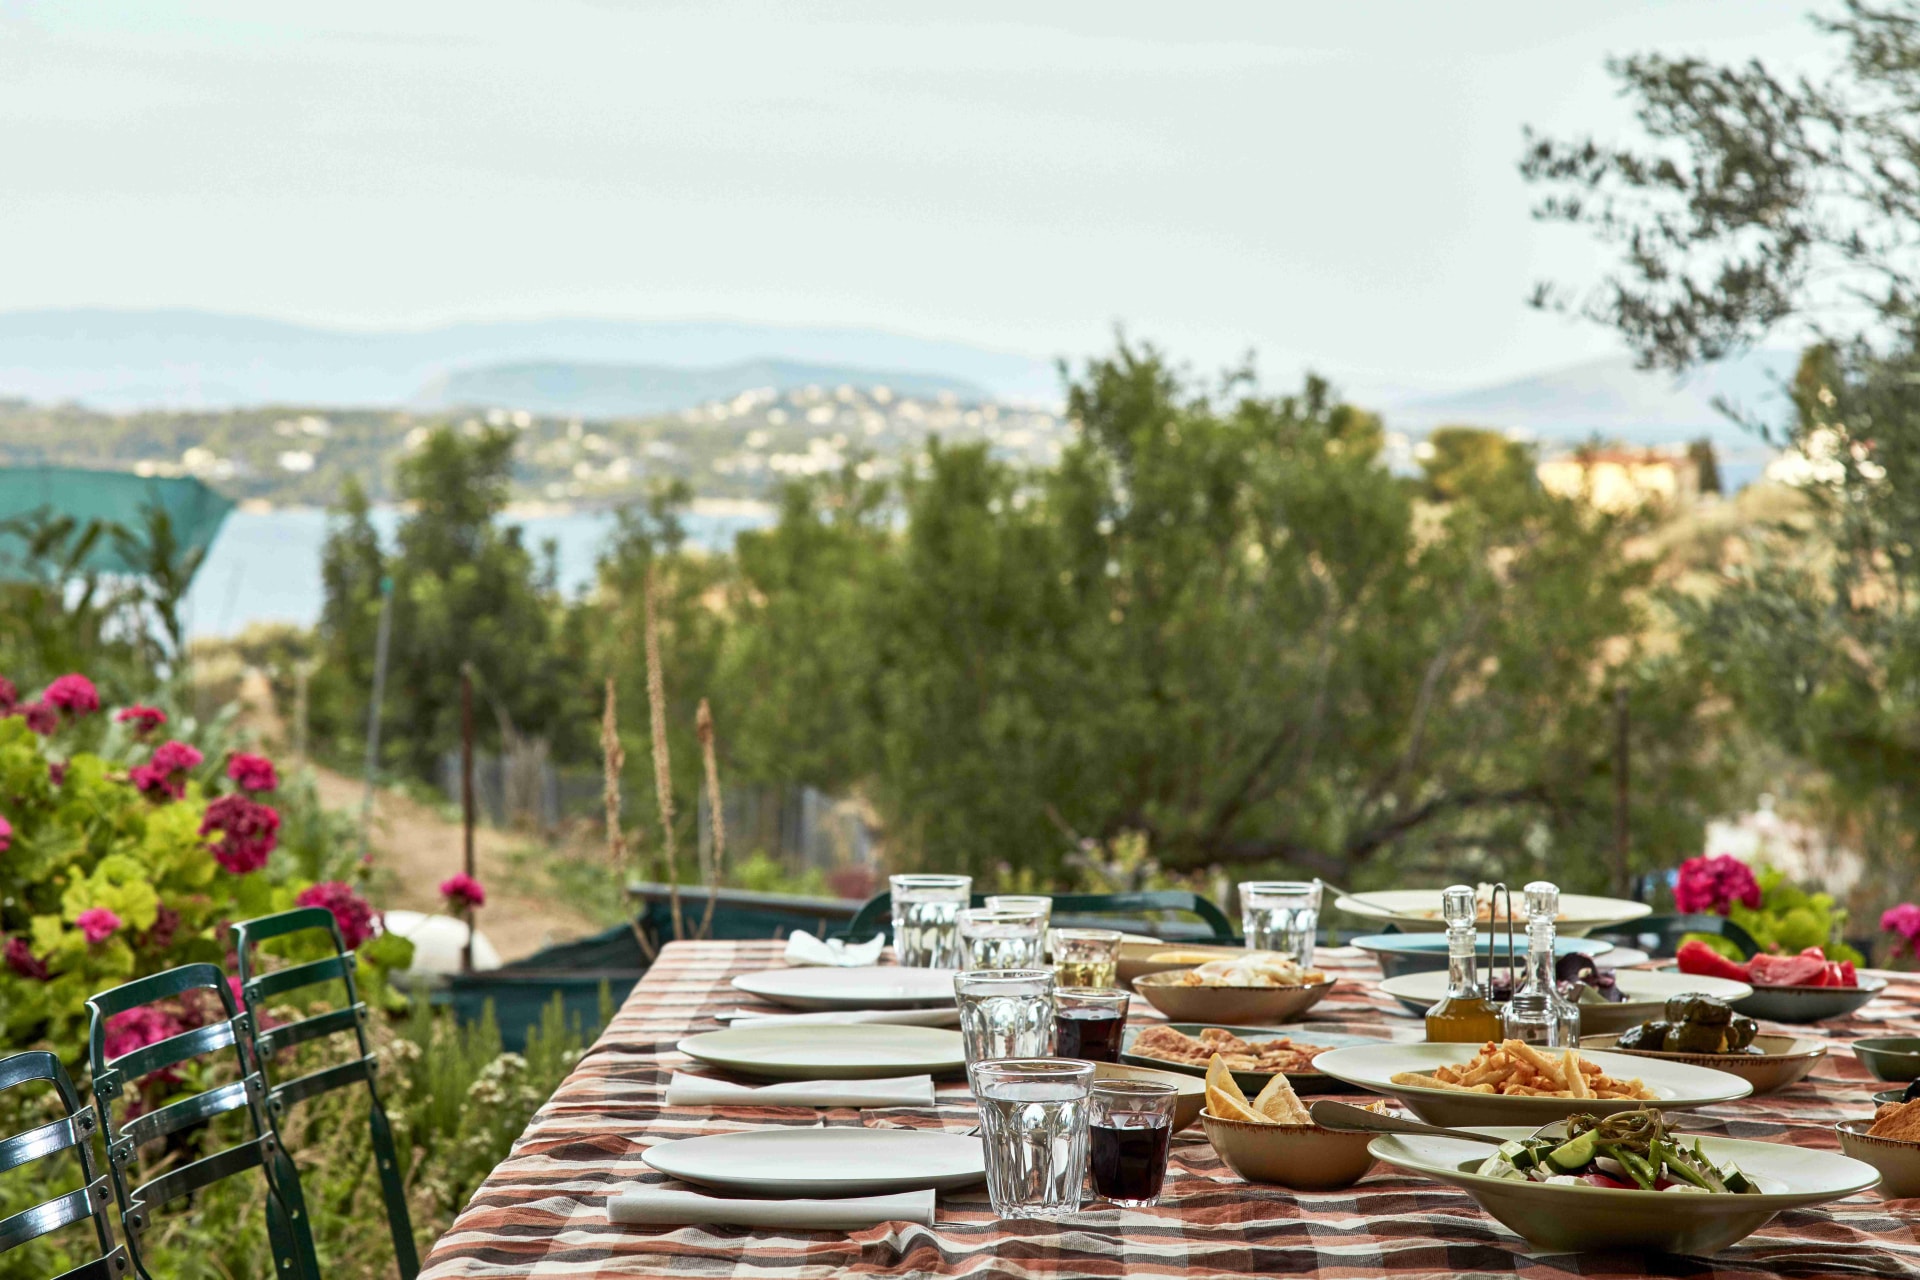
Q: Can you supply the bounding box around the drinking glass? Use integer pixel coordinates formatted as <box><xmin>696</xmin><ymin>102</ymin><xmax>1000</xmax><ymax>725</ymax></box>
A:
<box><xmin>1049</xmin><ymin>928</ymin><xmax>1122</xmax><ymax>989</ymax></box>
<box><xmin>971</xmin><ymin>1057</ymin><xmax>1095</xmax><ymax>1220</ymax></box>
<box><xmin>1053</xmin><ymin>987</ymin><xmax>1130</xmax><ymax>1063</ymax></box>
<box><xmin>1238</xmin><ymin>880</ymin><xmax>1322</xmax><ymax>968</ymax></box>
<box><xmin>954</xmin><ymin>969</ymin><xmax>1055</xmax><ymax>1063</ymax></box>
<box><xmin>984</xmin><ymin>895</ymin><xmax>1054</xmax><ymax>933</ymax></box>
<box><xmin>890</xmin><ymin>874</ymin><xmax>972</xmax><ymax>968</ymax></box>
<box><xmin>958</xmin><ymin>906</ymin><xmax>1048</xmax><ymax>970</ymax></box>
<box><xmin>1087</xmin><ymin>1079</ymin><xmax>1176</xmax><ymax>1207</ymax></box>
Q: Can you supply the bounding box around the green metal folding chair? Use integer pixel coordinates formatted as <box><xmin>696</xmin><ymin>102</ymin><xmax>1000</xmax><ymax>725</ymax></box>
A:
<box><xmin>232</xmin><ymin>907</ymin><xmax>418</xmax><ymax>1280</ymax></box>
<box><xmin>0</xmin><ymin>1050</ymin><xmax>130</xmax><ymax>1279</ymax></box>
<box><xmin>844</xmin><ymin>889</ymin><xmax>1237</xmax><ymax>943</ymax></box>
<box><xmin>86</xmin><ymin>963</ymin><xmax>320</xmax><ymax>1280</ymax></box>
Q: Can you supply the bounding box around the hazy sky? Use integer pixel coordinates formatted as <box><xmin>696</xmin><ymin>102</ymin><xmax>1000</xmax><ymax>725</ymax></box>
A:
<box><xmin>0</xmin><ymin>1</ymin><xmax>1824</xmax><ymax>393</ymax></box>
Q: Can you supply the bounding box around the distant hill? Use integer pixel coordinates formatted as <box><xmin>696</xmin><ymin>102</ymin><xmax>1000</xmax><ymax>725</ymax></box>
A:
<box><xmin>0</xmin><ymin>308</ymin><xmax>1059</xmax><ymax>410</ymax></box>
<box><xmin>421</xmin><ymin>359</ymin><xmax>983</xmax><ymax>417</ymax></box>
<box><xmin>1384</xmin><ymin>350</ymin><xmax>1802</xmax><ymax>456</ymax></box>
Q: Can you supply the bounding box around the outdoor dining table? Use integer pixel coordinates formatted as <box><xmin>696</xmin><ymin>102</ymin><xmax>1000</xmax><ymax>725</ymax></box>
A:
<box><xmin>417</xmin><ymin>939</ymin><xmax>1920</xmax><ymax>1279</ymax></box>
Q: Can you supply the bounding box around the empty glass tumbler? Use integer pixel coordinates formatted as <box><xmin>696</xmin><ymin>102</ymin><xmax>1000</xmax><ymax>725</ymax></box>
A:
<box><xmin>890</xmin><ymin>874</ymin><xmax>972</xmax><ymax>968</ymax></box>
<box><xmin>972</xmin><ymin>1057</ymin><xmax>1095</xmax><ymax>1220</ymax></box>
<box><xmin>958</xmin><ymin>906</ymin><xmax>1048</xmax><ymax>970</ymax></box>
<box><xmin>1087</xmin><ymin>1078</ymin><xmax>1176</xmax><ymax>1207</ymax></box>
<box><xmin>1238</xmin><ymin>880</ymin><xmax>1321</xmax><ymax>968</ymax></box>
<box><xmin>1049</xmin><ymin>928</ymin><xmax>1122</xmax><ymax>989</ymax></box>
<box><xmin>954</xmin><ymin>969</ymin><xmax>1056</xmax><ymax>1064</ymax></box>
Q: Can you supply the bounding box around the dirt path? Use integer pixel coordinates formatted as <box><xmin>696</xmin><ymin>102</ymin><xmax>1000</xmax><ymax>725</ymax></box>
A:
<box><xmin>307</xmin><ymin>764</ymin><xmax>606</xmax><ymax>963</ymax></box>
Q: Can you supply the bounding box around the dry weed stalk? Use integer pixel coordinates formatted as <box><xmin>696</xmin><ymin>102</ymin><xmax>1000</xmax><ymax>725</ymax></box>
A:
<box><xmin>600</xmin><ymin>677</ymin><xmax>655</xmax><ymax>960</ymax></box>
<box><xmin>695</xmin><ymin>698</ymin><xmax>726</xmax><ymax>940</ymax></box>
<box><xmin>643</xmin><ymin>561</ymin><xmax>686</xmax><ymax>940</ymax></box>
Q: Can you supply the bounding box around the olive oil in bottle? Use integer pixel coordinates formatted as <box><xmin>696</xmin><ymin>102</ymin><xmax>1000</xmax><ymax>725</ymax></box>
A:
<box><xmin>1425</xmin><ymin>884</ymin><xmax>1502</xmax><ymax>1044</ymax></box>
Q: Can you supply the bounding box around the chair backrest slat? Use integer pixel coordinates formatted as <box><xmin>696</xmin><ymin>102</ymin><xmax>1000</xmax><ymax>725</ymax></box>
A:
<box><xmin>115</xmin><ymin>1079</ymin><xmax>254</xmax><ymax>1154</ymax></box>
<box><xmin>271</xmin><ymin>1058</ymin><xmax>375</xmax><ymax>1113</ymax></box>
<box><xmin>245</xmin><ymin>953</ymin><xmax>353</xmax><ymax>1003</ymax></box>
<box><xmin>125</xmin><ymin>1140</ymin><xmax>266</xmax><ymax>1218</ymax></box>
<box><xmin>0</xmin><ymin>1113</ymin><xmax>91</xmax><ymax>1178</ymax></box>
<box><xmin>0</xmin><ymin>1181</ymin><xmax>111</xmax><ymax>1253</ymax></box>
<box><xmin>256</xmin><ymin>1005</ymin><xmax>363</xmax><ymax>1057</ymax></box>
<box><xmin>99</xmin><ymin>1020</ymin><xmax>239</xmax><ymax>1091</ymax></box>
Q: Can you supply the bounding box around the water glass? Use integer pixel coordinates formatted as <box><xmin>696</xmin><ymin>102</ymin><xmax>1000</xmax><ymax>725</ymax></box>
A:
<box><xmin>958</xmin><ymin>906</ymin><xmax>1048</xmax><ymax>970</ymax></box>
<box><xmin>1087</xmin><ymin>1079</ymin><xmax>1175</xmax><ymax>1207</ymax></box>
<box><xmin>890</xmin><ymin>874</ymin><xmax>972</xmax><ymax>968</ymax></box>
<box><xmin>1238</xmin><ymin>880</ymin><xmax>1322</xmax><ymax>968</ymax></box>
<box><xmin>1053</xmin><ymin>987</ymin><xmax>1130</xmax><ymax>1063</ymax></box>
<box><xmin>984</xmin><ymin>895</ymin><xmax>1053</xmax><ymax>933</ymax></box>
<box><xmin>1049</xmin><ymin>927</ymin><xmax>1122</xmax><ymax>989</ymax></box>
<box><xmin>954</xmin><ymin>969</ymin><xmax>1055</xmax><ymax>1063</ymax></box>
<box><xmin>972</xmin><ymin>1057</ymin><xmax>1095</xmax><ymax>1220</ymax></box>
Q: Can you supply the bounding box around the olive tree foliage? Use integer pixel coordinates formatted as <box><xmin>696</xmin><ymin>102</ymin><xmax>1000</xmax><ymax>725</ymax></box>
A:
<box><xmin>711</xmin><ymin>344</ymin><xmax>1731</xmax><ymax>889</ymax></box>
<box><xmin>1523</xmin><ymin>0</ymin><xmax>1920</xmax><ymax>888</ymax></box>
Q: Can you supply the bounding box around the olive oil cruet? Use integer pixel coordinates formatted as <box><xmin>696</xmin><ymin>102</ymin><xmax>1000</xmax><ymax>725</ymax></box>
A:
<box><xmin>1423</xmin><ymin>883</ymin><xmax>1503</xmax><ymax>1043</ymax></box>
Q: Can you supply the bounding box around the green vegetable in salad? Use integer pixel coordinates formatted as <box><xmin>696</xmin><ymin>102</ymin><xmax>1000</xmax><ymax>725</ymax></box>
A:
<box><xmin>1474</xmin><ymin>1109</ymin><xmax>1759</xmax><ymax>1194</ymax></box>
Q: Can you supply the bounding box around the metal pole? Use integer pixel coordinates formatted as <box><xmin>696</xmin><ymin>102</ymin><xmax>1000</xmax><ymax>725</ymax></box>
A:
<box><xmin>1612</xmin><ymin>681</ymin><xmax>1631</xmax><ymax>897</ymax></box>
<box><xmin>462</xmin><ymin>665</ymin><xmax>477</xmax><ymax>974</ymax></box>
<box><xmin>357</xmin><ymin>575</ymin><xmax>394</xmax><ymax>865</ymax></box>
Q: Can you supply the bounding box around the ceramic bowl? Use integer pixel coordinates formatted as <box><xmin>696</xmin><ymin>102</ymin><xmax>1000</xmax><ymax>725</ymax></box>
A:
<box><xmin>1836</xmin><ymin>1120</ymin><xmax>1920</xmax><ymax>1198</ymax></box>
<box><xmin>1853</xmin><ymin>1036</ymin><xmax>1920</xmax><ymax>1082</ymax></box>
<box><xmin>1092</xmin><ymin>1061</ymin><xmax>1205</xmax><ymax>1131</ymax></box>
<box><xmin>1370</xmin><ymin>1127</ymin><xmax>1879</xmax><ymax>1254</ymax></box>
<box><xmin>1379</xmin><ymin>968</ymin><xmax>1752</xmax><ymax>1037</ymax></box>
<box><xmin>1729</xmin><ymin>977</ymin><xmax>1886</xmax><ymax>1024</ymax></box>
<box><xmin>1875</xmin><ymin>1087</ymin><xmax>1919</xmax><ymax>1107</ymax></box>
<box><xmin>1581</xmin><ymin>1032</ymin><xmax>1827</xmax><ymax>1097</ymax></box>
<box><xmin>1130</xmin><ymin>974</ymin><xmax>1333</xmax><ymax>1024</ymax></box>
<box><xmin>1200</xmin><ymin>1108</ymin><xmax>1377</xmax><ymax>1190</ymax></box>
<box><xmin>1115</xmin><ymin>942</ymin><xmax>1252</xmax><ymax>989</ymax></box>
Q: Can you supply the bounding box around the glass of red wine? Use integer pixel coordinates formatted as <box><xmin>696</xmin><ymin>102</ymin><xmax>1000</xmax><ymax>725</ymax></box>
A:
<box><xmin>1053</xmin><ymin>987</ymin><xmax>1131</xmax><ymax>1063</ymax></box>
<box><xmin>1087</xmin><ymin>1078</ymin><xmax>1176</xmax><ymax>1207</ymax></box>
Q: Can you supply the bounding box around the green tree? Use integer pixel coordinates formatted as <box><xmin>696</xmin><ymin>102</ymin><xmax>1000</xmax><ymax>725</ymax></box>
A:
<box><xmin>1421</xmin><ymin>426</ymin><xmax>1536</xmax><ymax>506</ymax></box>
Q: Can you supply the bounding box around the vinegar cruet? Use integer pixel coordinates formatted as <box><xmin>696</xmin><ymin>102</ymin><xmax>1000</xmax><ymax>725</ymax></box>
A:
<box><xmin>1500</xmin><ymin>880</ymin><xmax>1581</xmax><ymax>1047</ymax></box>
<box><xmin>1424</xmin><ymin>884</ymin><xmax>1502</xmax><ymax>1043</ymax></box>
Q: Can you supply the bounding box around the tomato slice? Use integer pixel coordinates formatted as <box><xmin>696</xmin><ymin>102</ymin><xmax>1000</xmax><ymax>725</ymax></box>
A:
<box><xmin>1581</xmin><ymin>1173</ymin><xmax>1634</xmax><ymax>1190</ymax></box>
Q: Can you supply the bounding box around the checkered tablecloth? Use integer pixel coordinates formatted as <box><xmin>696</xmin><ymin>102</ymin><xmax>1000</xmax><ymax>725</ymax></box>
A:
<box><xmin>417</xmin><ymin>940</ymin><xmax>1920</xmax><ymax>1279</ymax></box>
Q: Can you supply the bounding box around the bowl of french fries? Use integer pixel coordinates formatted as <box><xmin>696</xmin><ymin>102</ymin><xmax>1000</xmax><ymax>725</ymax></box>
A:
<box><xmin>1311</xmin><ymin>1038</ymin><xmax>1750</xmax><ymax>1128</ymax></box>
<box><xmin>1199</xmin><ymin>1055</ymin><xmax>1385</xmax><ymax>1190</ymax></box>
<box><xmin>1132</xmin><ymin>953</ymin><xmax>1335</xmax><ymax>1024</ymax></box>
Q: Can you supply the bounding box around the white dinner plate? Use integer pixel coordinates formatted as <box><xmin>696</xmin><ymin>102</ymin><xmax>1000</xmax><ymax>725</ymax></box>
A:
<box><xmin>1312</xmin><ymin>1041</ymin><xmax>1751</xmax><ymax>1127</ymax></box>
<box><xmin>1368</xmin><ymin>1126</ymin><xmax>1878</xmax><ymax>1255</ymax></box>
<box><xmin>1333</xmin><ymin>890</ymin><xmax>1652</xmax><ymax>936</ymax></box>
<box><xmin>731</xmin><ymin>966</ymin><xmax>957</xmax><ymax>1011</ymax></box>
<box><xmin>1378</xmin><ymin>968</ymin><xmax>1753</xmax><ymax>1036</ymax></box>
<box><xmin>643</xmin><ymin>1127</ymin><xmax>987</xmax><ymax>1196</ymax></box>
<box><xmin>676</xmin><ymin>1024</ymin><xmax>968</xmax><ymax>1081</ymax></box>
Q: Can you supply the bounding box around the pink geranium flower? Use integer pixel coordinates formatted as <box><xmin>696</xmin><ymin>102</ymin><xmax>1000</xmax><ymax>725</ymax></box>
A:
<box><xmin>0</xmin><ymin>814</ymin><xmax>10</xmax><ymax>852</ymax></box>
<box><xmin>201</xmin><ymin>794</ymin><xmax>279</xmax><ymax>874</ymax></box>
<box><xmin>77</xmin><ymin>907</ymin><xmax>122</xmax><ymax>945</ymax></box>
<box><xmin>297</xmin><ymin>881</ymin><xmax>378</xmax><ymax>950</ymax></box>
<box><xmin>4</xmin><ymin>937</ymin><xmax>49</xmax><ymax>981</ymax></box>
<box><xmin>0</xmin><ymin>677</ymin><xmax>16</xmax><ymax>718</ymax></box>
<box><xmin>440</xmin><ymin>873</ymin><xmax>486</xmax><ymax>909</ymax></box>
<box><xmin>116</xmin><ymin>705</ymin><xmax>168</xmax><ymax>735</ymax></box>
<box><xmin>21</xmin><ymin>702</ymin><xmax>56</xmax><ymax>735</ymax></box>
<box><xmin>1673</xmin><ymin>854</ymin><xmax>1762</xmax><ymax>917</ymax></box>
<box><xmin>226</xmin><ymin>752</ymin><xmax>279</xmax><ymax>793</ymax></box>
<box><xmin>131</xmin><ymin>740</ymin><xmax>205</xmax><ymax>802</ymax></box>
<box><xmin>1882</xmin><ymin>903</ymin><xmax>1920</xmax><ymax>958</ymax></box>
<box><xmin>44</xmin><ymin>674</ymin><xmax>100</xmax><ymax>716</ymax></box>
<box><xmin>103</xmin><ymin>1005</ymin><xmax>185</xmax><ymax>1064</ymax></box>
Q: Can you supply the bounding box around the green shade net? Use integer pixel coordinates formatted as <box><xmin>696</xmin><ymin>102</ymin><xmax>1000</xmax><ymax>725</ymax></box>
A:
<box><xmin>0</xmin><ymin>466</ymin><xmax>233</xmax><ymax>581</ymax></box>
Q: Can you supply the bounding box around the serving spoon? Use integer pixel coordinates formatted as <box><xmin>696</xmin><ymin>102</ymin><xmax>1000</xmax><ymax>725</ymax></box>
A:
<box><xmin>1308</xmin><ymin>1100</ymin><xmax>1568</xmax><ymax>1145</ymax></box>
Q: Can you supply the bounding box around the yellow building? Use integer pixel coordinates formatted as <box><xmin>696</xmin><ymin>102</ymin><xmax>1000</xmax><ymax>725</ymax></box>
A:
<box><xmin>1536</xmin><ymin>446</ymin><xmax>1701</xmax><ymax>512</ymax></box>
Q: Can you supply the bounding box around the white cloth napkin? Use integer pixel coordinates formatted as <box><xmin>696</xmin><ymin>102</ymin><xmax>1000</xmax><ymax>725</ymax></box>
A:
<box><xmin>664</xmin><ymin>1072</ymin><xmax>936</xmax><ymax>1108</ymax></box>
<box><xmin>715</xmin><ymin>1007</ymin><xmax>960</xmax><ymax>1029</ymax></box>
<box><xmin>783</xmin><ymin>929</ymin><xmax>886</xmax><ymax>967</ymax></box>
<box><xmin>610</xmin><ymin>1186</ymin><xmax>935</xmax><ymax>1229</ymax></box>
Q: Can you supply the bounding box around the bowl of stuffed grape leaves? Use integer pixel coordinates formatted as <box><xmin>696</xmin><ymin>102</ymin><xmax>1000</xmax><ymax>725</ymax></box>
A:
<box><xmin>1583</xmin><ymin>997</ymin><xmax>1827</xmax><ymax>1097</ymax></box>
